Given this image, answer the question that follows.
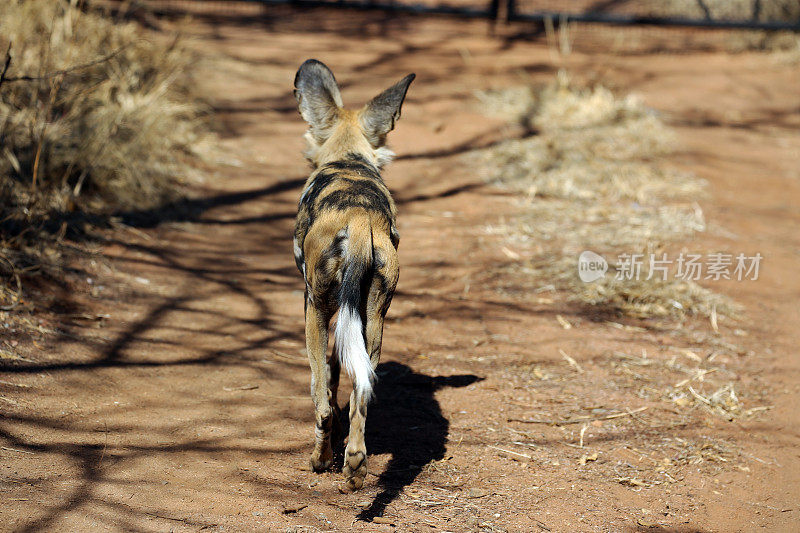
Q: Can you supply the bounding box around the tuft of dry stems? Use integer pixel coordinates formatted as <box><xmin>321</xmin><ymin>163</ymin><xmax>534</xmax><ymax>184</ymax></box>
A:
<box><xmin>0</xmin><ymin>0</ymin><xmax>214</xmax><ymax>311</ymax></box>
<box><xmin>476</xmin><ymin>73</ymin><xmax>737</xmax><ymax>319</ymax></box>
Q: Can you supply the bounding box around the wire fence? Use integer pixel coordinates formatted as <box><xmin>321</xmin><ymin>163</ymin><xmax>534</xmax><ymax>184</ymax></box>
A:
<box><xmin>135</xmin><ymin>0</ymin><xmax>800</xmax><ymax>30</ymax></box>
<box><xmin>509</xmin><ymin>0</ymin><xmax>800</xmax><ymax>30</ymax></box>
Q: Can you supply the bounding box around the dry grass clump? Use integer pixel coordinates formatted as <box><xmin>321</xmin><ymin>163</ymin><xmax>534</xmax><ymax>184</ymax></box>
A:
<box><xmin>479</xmin><ymin>77</ymin><xmax>686</xmax><ymax>206</ymax></box>
<box><xmin>0</xmin><ymin>0</ymin><xmax>213</xmax><ymax>312</ymax></box>
<box><xmin>474</xmin><ymin>86</ymin><xmax>535</xmax><ymax>123</ymax></box>
<box><xmin>534</xmin><ymin>82</ymin><xmax>664</xmax><ymax>134</ymax></box>
<box><xmin>579</xmin><ymin>275</ymin><xmax>737</xmax><ymax>319</ymax></box>
<box><xmin>487</xmin><ymin>151</ymin><xmax>698</xmax><ymax>205</ymax></box>
<box><xmin>476</xmin><ymin>75</ymin><xmax>735</xmax><ymax>319</ymax></box>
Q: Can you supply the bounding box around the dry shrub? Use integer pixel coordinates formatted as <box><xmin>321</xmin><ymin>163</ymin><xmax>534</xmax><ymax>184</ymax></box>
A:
<box><xmin>480</xmin><ymin>75</ymin><xmax>686</xmax><ymax>206</ymax></box>
<box><xmin>579</xmin><ymin>275</ymin><xmax>736</xmax><ymax>319</ymax></box>
<box><xmin>476</xmin><ymin>74</ymin><xmax>737</xmax><ymax>319</ymax></box>
<box><xmin>0</xmin><ymin>0</ymin><xmax>213</xmax><ymax>310</ymax></box>
<box><xmin>0</xmin><ymin>0</ymin><xmax>212</xmax><ymax>213</ymax></box>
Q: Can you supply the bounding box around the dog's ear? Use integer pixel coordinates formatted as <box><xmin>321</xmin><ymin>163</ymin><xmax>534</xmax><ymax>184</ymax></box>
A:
<box><xmin>360</xmin><ymin>73</ymin><xmax>415</xmax><ymax>147</ymax></box>
<box><xmin>294</xmin><ymin>59</ymin><xmax>343</xmax><ymax>143</ymax></box>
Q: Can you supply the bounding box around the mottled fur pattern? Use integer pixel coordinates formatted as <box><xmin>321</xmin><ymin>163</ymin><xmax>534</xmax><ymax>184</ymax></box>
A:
<box><xmin>292</xmin><ymin>60</ymin><xmax>414</xmax><ymax>490</ymax></box>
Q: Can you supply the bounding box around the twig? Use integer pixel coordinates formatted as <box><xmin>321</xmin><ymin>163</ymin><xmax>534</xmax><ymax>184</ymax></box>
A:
<box><xmin>2</xmin><ymin>45</ymin><xmax>127</xmax><ymax>84</ymax></box>
<box><xmin>0</xmin><ymin>254</ymin><xmax>23</xmax><ymax>311</ymax></box>
<box><xmin>559</xmin><ymin>349</ymin><xmax>583</xmax><ymax>373</ymax></box>
<box><xmin>710</xmin><ymin>304</ymin><xmax>719</xmax><ymax>333</ymax></box>
<box><xmin>268</xmin><ymin>350</ymin><xmax>305</xmax><ymax>361</ymax></box>
<box><xmin>0</xmin><ymin>380</ymin><xmax>30</xmax><ymax>388</ymax></box>
<box><xmin>508</xmin><ymin>406</ymin><xmax>648</xmax><ymax>426</ymax></box>
<box><xmin>744</xmin><ymin>405</ymin><xmax>773</xmax><ymax>416</ymax></box>
<box><xmin>32</xmin><ymin>73</ymin><xmax>65</xmax><ymax>190</ymax></box>
<box><xmin>145</xmin><ymin>512</ymin><xmax>190</xmax><ymax>523</ymax></box>
<box><xmin>745</xmin><ymin>500</ymin><xmax>793</xmax><ymax>513</ymax></box>
<box><xmin>625</xmin><ymin>407</ymin><xmax>648</xmax><ymax>426</ymax></box>
<box><xmin>1</xmin><ymin>446</ymin><xmax>34</xmax><ymax>455</ymax></box>
<box><xmin>98</xmin><ymin>421</ymin><xmax>109</xmax><ymax>465</ymax></box>
<box><xmin>487</xmin><ymin>444</ymin><xmax>532</xmax><ymax>460</ymax></box>
<box><xmin>0</xmin><ymin>43</ymin><xmax>11</xmax><ymax>90</ymax></box>
<box><xmin>688</xmin><ymin>386</ymin><xmax>712</xmax><ymax>405</ymax></box>
<box><xmin>222</xmin><ymin>384</ymin><xmax>258</xmax><ymax>392</ymax></box>
<box><xmin>673</xmin><ymin>368</ymin><xmax>716</xmax><ymax>388</ymax></box>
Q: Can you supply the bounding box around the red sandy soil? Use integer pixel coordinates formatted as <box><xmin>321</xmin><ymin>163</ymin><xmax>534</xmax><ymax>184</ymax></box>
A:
<box><xmin>1</xmin><ymin>6</ymin><xmax>799</xmax><ymax>532</ymax></box>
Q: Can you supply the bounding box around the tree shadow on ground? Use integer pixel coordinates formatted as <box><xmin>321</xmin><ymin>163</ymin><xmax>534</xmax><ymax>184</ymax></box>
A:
<box><xmin>346</xmin><ymin>361</ymin><xmax>481</xmax><ymax>522</ymax></box>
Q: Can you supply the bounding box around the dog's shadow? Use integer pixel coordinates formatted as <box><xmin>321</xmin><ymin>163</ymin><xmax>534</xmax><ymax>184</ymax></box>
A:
<box><xmin>335</xmin><ymin>361</ymin><xmax>481</xmax><ymax>521</ymax></box>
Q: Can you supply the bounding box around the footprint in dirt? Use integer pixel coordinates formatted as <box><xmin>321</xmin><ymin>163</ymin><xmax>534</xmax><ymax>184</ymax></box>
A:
<box><xmin>337</xmin><ymin>361</ymin><xmax>481</xmax><ymax>522</ymax></box>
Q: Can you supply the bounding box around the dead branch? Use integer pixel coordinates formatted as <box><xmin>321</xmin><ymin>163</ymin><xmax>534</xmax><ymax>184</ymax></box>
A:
<box><xmin>0</xmin><ymin>43</ymin><xmax>11</xmax><ymax>90</ymax></box>
<box><xmin>0</xmin><ymin>253</ymin><xmax>22</xmax><ymax>311</ymax></box>
<box><xmin>2</xmin><ymin>44</ymin><xmax>127</xmax><ymax>84</ymax></box>
<box><xmin>508</xmin><ymin>406</ymin><xmax>648</xmax><ymax>426</ymax></box>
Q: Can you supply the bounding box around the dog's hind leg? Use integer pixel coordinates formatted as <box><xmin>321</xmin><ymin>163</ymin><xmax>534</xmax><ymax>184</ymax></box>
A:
<box><xmin>306</xmin><ymin>299</ymin><xmax>334</xmax><ymax>472</ymax></box>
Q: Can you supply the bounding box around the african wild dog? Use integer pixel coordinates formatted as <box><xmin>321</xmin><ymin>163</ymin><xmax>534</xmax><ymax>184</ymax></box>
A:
<box><xmin>292</xmin><ymin>60</ymin><xmax>415</xmax><ymax>490</ymax></box>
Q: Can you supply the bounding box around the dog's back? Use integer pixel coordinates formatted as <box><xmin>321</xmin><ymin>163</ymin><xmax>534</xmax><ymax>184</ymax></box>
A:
<box><xmin>294</xmin><ymin>150</ymin><xmax>399</xmax><ymax>399</ymax></box>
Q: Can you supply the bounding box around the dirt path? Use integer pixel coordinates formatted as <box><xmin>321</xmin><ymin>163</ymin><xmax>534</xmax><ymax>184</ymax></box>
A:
<box><xmin>2</xmin><ymin>8</ymin><xmax>799</xmax><ymax>532</ymax></box>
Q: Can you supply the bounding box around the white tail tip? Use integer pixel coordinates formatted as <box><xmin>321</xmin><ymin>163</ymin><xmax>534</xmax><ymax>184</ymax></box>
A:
<box><xmin>334</xmin><ymin>306</ymin><xmax>375</xmax><ymax>400</ymax></box>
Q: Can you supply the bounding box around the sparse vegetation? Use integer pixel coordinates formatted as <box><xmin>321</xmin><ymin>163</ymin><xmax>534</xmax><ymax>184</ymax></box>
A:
<box><xmin>476</xmin><ymin>73</ymin><xmax>737</xmax><ymax>319</ymax></box>
<box><xmin>0</xmin><ymin>0</ymin><xmax>213</xmax><ymax>312</ymax></box>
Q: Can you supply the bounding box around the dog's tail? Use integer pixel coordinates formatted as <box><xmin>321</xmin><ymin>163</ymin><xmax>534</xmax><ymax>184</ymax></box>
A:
<box><xmin>333</xmin><ymin>213</ymin><xmax>375</xmax><ymax>400</ymax></box>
